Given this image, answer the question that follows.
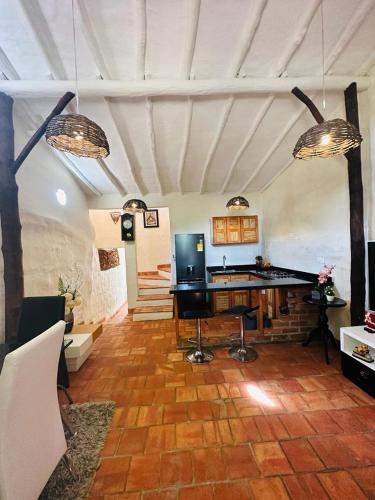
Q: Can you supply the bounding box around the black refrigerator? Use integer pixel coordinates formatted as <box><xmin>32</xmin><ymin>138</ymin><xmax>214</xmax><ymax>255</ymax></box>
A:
<box><xmin>174</xmin><ymin>234</ymin><xmax>209</xmax><ymax>315</ymax></box>
<box><xmin>175</xmin><ymin>233</ymin><xmax>206</xmax><ymax>283</ymax></box>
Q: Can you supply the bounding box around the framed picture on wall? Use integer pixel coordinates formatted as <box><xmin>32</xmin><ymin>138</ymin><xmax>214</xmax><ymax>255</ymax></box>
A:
<box><xmin>143</xmin><ymin>209</ymin><xmax>159</xmax><ymax>228</ymax></box>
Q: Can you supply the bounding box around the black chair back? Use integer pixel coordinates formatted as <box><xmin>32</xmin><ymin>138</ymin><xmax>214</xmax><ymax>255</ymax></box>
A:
<box><xmin>15</xmin><ymin>296</ymin><xmax>69</xmax><ymax>388</ymax></box>
<box><xmin>17</xmin><ymin>296</ymin><xmax>65</xmax><ymax>345</ymax></box>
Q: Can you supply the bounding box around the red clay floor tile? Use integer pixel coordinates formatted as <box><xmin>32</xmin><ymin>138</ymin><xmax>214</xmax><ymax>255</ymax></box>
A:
<box><xmin>222</xmin><ymin>444</ymin><xmax>259</xmax><ymax>479</ymax></box>
<box><xmin>248</xmin><ymin>477</ymin><xmax>289</xmax><ymax>500</ymax></box>
<box><xmin>160</xmin><ymin>450</ymin><xmax>193</xmax><ymax>487</ymax></box>
<box><xmin>317</xmin><ymin>470</ymin><xmax>367</xmax><ymax>499</ymax></box>
<box><xmin>280</xmin><ymin>438</ymin><xmax>324</xmax><ymax>472</ymax></box>
<box><xmin>193</xmin><ymin>447</ymin><xmax>226</xmax><ymax>482</ymax></box>
<box><xmin>253</xmin><ymin>441</ymin><xmax>293</xmax><ymax>476</ymax></box>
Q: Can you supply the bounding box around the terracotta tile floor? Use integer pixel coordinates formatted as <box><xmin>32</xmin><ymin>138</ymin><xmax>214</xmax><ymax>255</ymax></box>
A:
<box><xmin>67</xmin><ymin>316</ymin><xmax>375</xmax><ymax>499</ymax></box>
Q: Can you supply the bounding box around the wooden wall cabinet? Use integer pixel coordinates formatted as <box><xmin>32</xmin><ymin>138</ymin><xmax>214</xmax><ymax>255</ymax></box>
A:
<box><xmin>212</xmin><ymin>216</ymin><xmax>258</xmax><ymax>245</ymax></box>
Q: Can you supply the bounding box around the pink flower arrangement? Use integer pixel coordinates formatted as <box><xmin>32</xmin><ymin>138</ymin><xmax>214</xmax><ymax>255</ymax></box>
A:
<box><xmin>318</xmin><ymin>264</ymin><xmax>335</xmax><ymax>284</ymax></box>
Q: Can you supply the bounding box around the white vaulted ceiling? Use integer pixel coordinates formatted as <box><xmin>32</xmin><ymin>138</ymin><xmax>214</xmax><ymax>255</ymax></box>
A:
<box><xmin>0</xmin><ymin>0</ymin><xmax>374</xmax><ymax>196</ymax></box>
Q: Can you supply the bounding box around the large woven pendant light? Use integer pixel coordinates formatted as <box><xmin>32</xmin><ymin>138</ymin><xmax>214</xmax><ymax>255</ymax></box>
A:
<box><xmin>292</xmin><ymin>1</ymin><xmax>361</xmax><ymax>160</ymax></box>
<box><xmin>226</xmin><ymin>196</ymin><xmax>249</xmax><ymax>210</ymax></box>
<box><xmin>45</xmin><ymin>0</ymin><xmax>109</xmax><ymax>158</ymax></box>
<box><xmin>123</xmin><ymin>199</ymin><xmax>148</xmax><ymax>213</ymax></box>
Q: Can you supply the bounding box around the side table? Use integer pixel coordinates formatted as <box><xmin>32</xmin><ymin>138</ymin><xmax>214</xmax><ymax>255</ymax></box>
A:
<box><xmin>302</xmin><ymin>295</ymin><xmax>347</xmax><ymax>364</ymax></box>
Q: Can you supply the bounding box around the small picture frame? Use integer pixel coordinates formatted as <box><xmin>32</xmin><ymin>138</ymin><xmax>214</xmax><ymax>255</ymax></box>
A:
<box><xmin>143</xmin><ymin>209</ymin><xmax>159</xmax><ymax>228</ymax></box>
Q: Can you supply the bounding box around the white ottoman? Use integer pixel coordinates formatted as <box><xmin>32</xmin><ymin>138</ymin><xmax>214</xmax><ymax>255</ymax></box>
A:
<box><xmin>64</xmin><ymin>333</ymin><xmax>93</xmax><ymax>372</ymax></box>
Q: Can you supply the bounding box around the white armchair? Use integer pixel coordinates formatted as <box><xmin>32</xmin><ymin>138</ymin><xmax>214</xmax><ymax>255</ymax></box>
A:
<box><xmin>0</xmin><ymin>320</ymin><xmax>67</xmax><ymax>500</ymax></box>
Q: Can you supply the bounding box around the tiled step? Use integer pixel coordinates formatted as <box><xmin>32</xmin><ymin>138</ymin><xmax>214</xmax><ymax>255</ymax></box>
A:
<box><xmin>136</xmin><ymin>294</ymin><xmax>173</xmax><ymax>307</ymax></box>
<box><xmin>158</xmin><ymin>264</ymin><xmax>171</xmax><ymax>272</ymax></box>
<box><xmin>138</xmin><ymin>284</ymin><xmax>171</xmax><ymax>295</ymax></box>
<box><xmin>138</xmin><ymin>277</ymin><xmax>171</xmax><ymax>286</ymax></box>
<box><xmin>158</xmin><ymin>269</ymin><xmax>172</xmax><ymax>279</ymax></box>
<box><xmin>132</xmin><ymin>305</ymin><xmax>173</xmax><ymax>321</ymax></box>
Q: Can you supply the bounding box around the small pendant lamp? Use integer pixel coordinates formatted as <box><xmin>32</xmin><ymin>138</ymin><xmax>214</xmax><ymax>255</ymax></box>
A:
<box><xmin>45</xmin><ymin>0</ymin><xmax>109</xmax><ymax>158</ymax></box>
<box><xmin>123</xmin><ymin>199</ymin><xmax>148</xmax><ymax>213</ymax></box>
<box><xmin>226</xmin><ymin>196</ymin><xmax>249</xmax><ymax>210</ymax></box>
<box><xmin>292</xmin><ymin>1</ymin><xmax>361</xmax><ymax>160</ymax></box>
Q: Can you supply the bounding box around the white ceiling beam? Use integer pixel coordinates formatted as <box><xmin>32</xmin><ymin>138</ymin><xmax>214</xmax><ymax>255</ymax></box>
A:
<box><xmin>76</xmin><ymin>0</ymin><xmax>112</xmax><ymax>79</ymax></box>
<box><xmin>178</xmin><ymin>97</ymin><xmax>193</xmax><ymax>194</ymax></box>
<box><xmin>0</xmin><ymin>76</ymin><xmax>369</xmax><ymax>98</ymax></box>
<box><xmin>145</xmin><ymin>98</ymin><xmax>163</xmax><ymax>194</ymax></box>
<box><xmin>199</xmin><ymin>96</ymin><xmax>234</xmax><ymax>193</ymax></box>
<box><xmin>220</xmin><ymin>96</ymin><xmax>274</xmax><ymax>193</ymax></box>
<box><xmin>273</xmin><ymin>0</ymin><xmax>321</xmax><ymax>76</ymax></box>
<box><xmin>135</xmin><ymin>0</ymin><xmax>147</xmax><ymax>80</ymax></box>
<box><xmin>243</xmin><ymin>2</ymin><xmax>374</xmax><ymax>192</ymax></box>
<box><xmin>50</xmin><ymin>149</ymin><xmax>102</xmax><ymax>196</ymax></box>
<box><xmin>260</xmin><ymin>157</ymin><xmax>295</xmax><ymax>193</ymax></box>
<box><xmin>228</xmin><ymin>0</ymin><xmax>268</xmax><ymax>77</ymax></box>
<box><xmin>16</xmin><ymin>0</ymin><xmax>67</xmax><ymax>79</ymax></box>
<box><xmin>325</xmin><ymin>0</ymin><xmax>375</xmax><ymax>74</ymax></box>
<box><xmin>0</xmin><ymin>47</ymin><xmax>20</xmax><ymax>80</ymax></box>
<box><xmin>180</xmin><ymin>0</ymin><xmax>201</xmax><ymax>79</ymax></box>
<box><xmin>96</xmin><ymin>158</ymin><xmax>127</xmax><ymax>196</ymax></box>
<box><xmin>240</xmin><ymin>93</ymin><xmax>317</xmax><ymax>192</ymax></box>
<box><xmin>105</xmin><ymin>100</ymin><xmax>146</xmax><ymax>195</ymax></box>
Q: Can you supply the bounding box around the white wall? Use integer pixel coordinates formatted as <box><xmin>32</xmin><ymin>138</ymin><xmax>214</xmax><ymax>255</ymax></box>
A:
<box><xmin>135</xmin><ymin>207</ymin><xmax>171</xmax><ymax>273</ymax></box>
<box><xmin>88</xmin><ymin>192</ymin><xmax>263</xmax><ymax>308</ymax></box>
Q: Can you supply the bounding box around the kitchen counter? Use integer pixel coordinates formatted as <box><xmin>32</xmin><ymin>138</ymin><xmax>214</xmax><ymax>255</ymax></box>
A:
<box><xmin>206</xmin><ymin>264</ymin><xmax>317</xmax><ymax>282</ymax></box>
<box><xmin>170</xmin><ymin>276</ymin><xmax>314</xmax><ymax>294</ymax></box>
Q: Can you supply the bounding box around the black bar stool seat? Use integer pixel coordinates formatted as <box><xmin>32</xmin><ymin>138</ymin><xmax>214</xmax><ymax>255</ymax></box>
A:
<box><xmin>223</xmin><ymin>305</ymin><xmax>259</xmax><ymax>363</ymax></box>
<box><xmin>182</xmin><ymin>308</ymin><xmax>214</xmax><ymax>364</ymax></box>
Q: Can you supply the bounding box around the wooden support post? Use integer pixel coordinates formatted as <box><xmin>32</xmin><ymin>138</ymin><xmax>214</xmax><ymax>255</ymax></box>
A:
<box><xmin>344</xmin><ymin>82</ymin><xmax>366</xmax><ymax>326</ymax></box>
<box><xmin>0</xmin><ymin>92</ymin><xmax>23</xmax><ymax>340</ymax></box>
<box><xmin>0</xmin><ymin>91</ymin><xmax>75</xmax><ymax>341</ymax></box>
<box><xmin>291</xmin><ymin>84</ymin><xmax>365</xmax><ymax>326</ymax></box>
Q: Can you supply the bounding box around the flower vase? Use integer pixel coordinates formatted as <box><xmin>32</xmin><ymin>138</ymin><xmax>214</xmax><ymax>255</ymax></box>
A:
<box><xmin>64</xmin><ymin>311</ymin><xmax>74</xmax><ymax>333</ymax></box>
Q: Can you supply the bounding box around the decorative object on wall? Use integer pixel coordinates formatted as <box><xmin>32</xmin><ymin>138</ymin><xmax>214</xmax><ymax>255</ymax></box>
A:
<box><xmin>123</xmin><ymin>198</ymin><xmax>148</xmax><ymax>213</ymax></box>
<box><xmin>45</xmin><ymin>0</ymin><xmax>109</xmax><ymax>159</ymax></box>
<box><xmin>109</xmin><ymin>211</ymin><xmax>121</xmax><ymax>224</ymax></box>
<box><xmin>226</xmin><ymin>196</ymin><xmax>249</xmax><ymax>210</ymax></box>
<box><xmin>121</xmin><ymin>213</ymin><xmax>135</xmax><ymax>241</ymax></box>
<box><xmin>292</xmin><ymin>2</ymin><xmax>361</xmax><ymax>159</ymax></box>
<box><xmin>98</xmin><ymin>248</ymin><xmax>120</xmax><ymax>271</ymax></box>
<box><xmin>57</xmin><ymin>271</ymin><xmax>82</xmax><ymax>333</ymax></box>
<box><xmin>143</xmin><ymin>209</ymin><xmax>159</xmax><ymax>228</ymax></box>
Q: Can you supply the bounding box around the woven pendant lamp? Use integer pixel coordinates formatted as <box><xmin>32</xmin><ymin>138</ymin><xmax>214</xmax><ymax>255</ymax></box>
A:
<box><xmin>226</xmin><ymin>196</ymin><xmax>249</xmax><ymax>210</ymax></box>
<box><xmin>45</xmin><ymin>0</ymin><xmax>109</xmax><ymax>158</ymax></box>
<box><xmin>123</xmin><ymin>199</ymin><xmax>148</xmax><ymax>213</ymax></box>
<box><xmin>293</xmin><ymin>1</ymin><xmax>362</xmax><ymax>160</ymax></box>
<box><xmin>293</xmin><ymin>118</ymin><xmax>362</xmax><ymax>160</ymax></box>
<box><xmin>46</xmin><ymin>114</ymin><xmax>109</xmax><ymax>158</ymax></box>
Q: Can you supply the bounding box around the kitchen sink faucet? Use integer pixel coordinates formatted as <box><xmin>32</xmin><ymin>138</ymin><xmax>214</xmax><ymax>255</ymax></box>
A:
<box><xmin>223</xmin><ymin>255</ymin><xmax>226</xmax><ymax>270</ymax></box>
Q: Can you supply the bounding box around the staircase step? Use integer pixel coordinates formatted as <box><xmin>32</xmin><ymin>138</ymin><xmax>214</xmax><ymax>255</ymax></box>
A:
<box><xmin>139</xmin><ymin>284</ymin><xmax>171</xmax><ymax>295</ymax></box>
<box><xmin>132</xmin><ymin>305</ymin><xmax>173</xmax><ymax>321</ymax></box>
<box><xmin>136</xmin><ymin>294</ymin><xmax>173</xmax><ymax>307</ymax></box>
<box><xmin>158</xmin><ymin>264</ymin><xmax>171</xmax><ymax>272</ymax></box>
<box><xmin>137</xmin><ymin>294</ymin><xmax>171</xmax><ymax>301</ymax></box>
<box><xmin>138</xmin><ymin>275</ymin><xmax>170</xmax><ymax>281</ymax></box>
<box><xmin>138</xmin><ymin>277</ymin><xmax>171</xmax><ymax>286</ymax></box>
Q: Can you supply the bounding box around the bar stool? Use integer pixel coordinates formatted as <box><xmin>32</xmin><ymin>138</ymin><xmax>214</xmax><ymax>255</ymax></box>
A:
<box><xmin>182</xmin><ymin>309</ymin><xmax>214</xmax><ymax>364</ymax></box>
<box><xmin>223</xmin><ymin>305</ymin><xmax>259</xmax><ymax>362</ymax></box>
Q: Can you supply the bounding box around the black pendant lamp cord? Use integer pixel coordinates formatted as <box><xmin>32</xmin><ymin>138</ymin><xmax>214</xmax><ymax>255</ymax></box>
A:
<box><xmin>72</xmin><ymin>0</ymin><xmax>79</xmax><ymax>113</ymax></box>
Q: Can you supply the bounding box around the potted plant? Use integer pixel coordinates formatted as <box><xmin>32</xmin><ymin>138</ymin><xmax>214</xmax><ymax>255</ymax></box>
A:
<box><xmin>313</xmin><ymin>264</ymin><xmax>335</xmax><ymax>301</ymax></box>
<box><xmin>58</xmin><ymin>273</ymin><xmax>82</xmax><ymax>333</ymax></box>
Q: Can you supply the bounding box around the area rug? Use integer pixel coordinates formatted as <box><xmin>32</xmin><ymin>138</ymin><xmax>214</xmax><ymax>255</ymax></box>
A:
<box><xmin>39</xmin><ymin>401</ymin><xmax>116</xmax><ymax>500</ymax></box>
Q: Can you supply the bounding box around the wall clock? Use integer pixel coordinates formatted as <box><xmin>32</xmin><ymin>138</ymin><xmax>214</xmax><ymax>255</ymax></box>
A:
<box><xmin>121</xmin><ymin>213</ymin><xmax>135</xmax><ymax>241</ymax></box>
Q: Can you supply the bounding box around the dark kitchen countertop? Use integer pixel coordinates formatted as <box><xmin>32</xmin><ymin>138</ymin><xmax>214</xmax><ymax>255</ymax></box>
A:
<box><xmin>170</xmin><ymin>277</ymin><xmax>314</xmax><ymax>294</ymax></box>
<box><xmin>206</xmin><ymin>264</ymin><xmax>317</xmax><ymax>282</ymax></box>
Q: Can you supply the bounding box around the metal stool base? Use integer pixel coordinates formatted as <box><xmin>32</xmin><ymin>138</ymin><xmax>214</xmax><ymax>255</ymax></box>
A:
<box><xmin>186</xmin><ymin>347</ymin><xmax>214</xmax><ymax>364</ymax></box>
<box><xmin>229</xmin><ymin>345</ymin><xmax>258</xmax><ymax>363</ymax></box>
